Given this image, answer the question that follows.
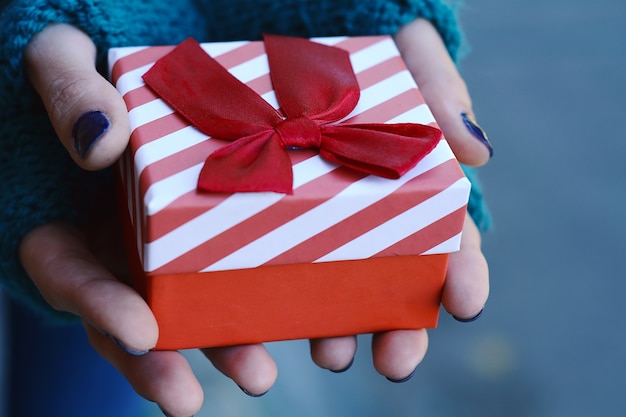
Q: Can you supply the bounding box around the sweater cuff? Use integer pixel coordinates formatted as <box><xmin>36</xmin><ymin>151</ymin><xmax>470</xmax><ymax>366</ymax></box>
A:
<box><xmin>461</xmin><ymin>165</ymin><xmax>492</xmax><ymax>232</ymax></box>
<box><xmin>0</xmin><ymin>0</ymin><xmax>208</xmax><ymax>86</ymax></box>
<box><xmin>388</xmin><ymin>0</ymin><xmax>464</xmax><ymax>61</ymax></box>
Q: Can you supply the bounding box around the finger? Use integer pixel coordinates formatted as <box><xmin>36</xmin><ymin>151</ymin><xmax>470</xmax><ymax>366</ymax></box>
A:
<box><xmin>202</xmin><ymin>344</ymin><xmax>278</xmax><ymax>397</ymax></box>
<box><xmin>442</xmin><ymin>213</ymin><xmax>490</xmax><ymax>320</ymax></box>
<box><xmin>85</xmin><ymin>325</ymin><xmax>203</xmax><ymax>417</ymax></box>
<box><xmin>19</xmin><ymin>223</ymin><xmax>158</xmax><ymax>353</ymax></box>
<box><xmin>309</xmin><ymin>335</ymin><xmax>357</xmax><ymax>372</ymax></box>
<box><xmin>395</xmin><ymin>19</ymin><xmax>493</xmax><ymax>166</ymax></box>
<box><xmin>371</xmin><ymin>329</ymin><xmax>428</xmax><ymax>382</ymax></box>
<box><xmin>24</xmin><ymin>23</ymin><xmax>129</xmax><ymax>170</ymax></box>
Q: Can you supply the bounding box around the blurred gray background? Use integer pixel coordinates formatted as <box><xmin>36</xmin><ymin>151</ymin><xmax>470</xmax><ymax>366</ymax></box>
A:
<box><xmin>177</xmin><ymin>1</ymin><xmax>626</xmax><ymax>416</ymax></box>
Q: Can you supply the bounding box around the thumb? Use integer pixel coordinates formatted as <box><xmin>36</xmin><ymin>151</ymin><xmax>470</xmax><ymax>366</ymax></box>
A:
<box><xmin>24</xmin><ymin>23</ymin><xmax>129</xmax><ymax>170</ymax></box>
<box><xmin>395</xmin><ymin>19</ymin><xmax>493</xmax><ymax>166</ymax></box>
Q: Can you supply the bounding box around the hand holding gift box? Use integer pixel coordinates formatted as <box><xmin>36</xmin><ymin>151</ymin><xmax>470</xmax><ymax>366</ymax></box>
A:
<box><xmin>109</xmin><ymin>34</ymin><xmax>471</xmax><ymax>350</ymax></box>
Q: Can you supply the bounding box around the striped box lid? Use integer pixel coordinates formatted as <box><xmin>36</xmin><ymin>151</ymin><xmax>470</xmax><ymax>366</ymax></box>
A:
<box><xmin>108</xmin><ymin>36</ymin><xmax>470</xmax><ymax>275</ymax></box>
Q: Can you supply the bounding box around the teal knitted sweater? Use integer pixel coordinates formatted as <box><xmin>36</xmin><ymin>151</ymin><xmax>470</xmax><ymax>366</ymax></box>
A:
<box><xmin>0</xmin><ymin>0</ymin><xmax>490</xmax><ymax>318</ymax></box>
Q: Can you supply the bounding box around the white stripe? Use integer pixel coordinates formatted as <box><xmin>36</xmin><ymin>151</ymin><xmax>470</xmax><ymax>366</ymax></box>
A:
<box><xmin>260</xmin><ymin>91</ymin><xmax>279</xmax><ymax>110</ymax></box>
<box><xmin>422</xmin><ymin>232</ymin><xmax>463</xmax><ymax>255</ymax></box>
<box><xmin>128</xmin><ymin>100</ymin><xmax>175</xmax><ymax>132</ymax></box>
<box><xmin>229</xmin><ymin>55</ymin><xmax>270</xmax><ymax>84</ymax></box>
<box><xmin>349</xmin><ymin>37</ymin><xmax>399</xmax><ymax>73</ymax></box>
<box><xmin>144</xmin><ymin>163</ymin><xmax>204</xmax><ymax>215</ymax></box>
<box><xmin>292</xmin><ymin>155</ymin><xmax>339</xmax><ymax>188</ymax></box>
<box><xmin>316</xmin><ymin>178</ymin><xmax>470</xmax><ymax>262</ymax></box>
<box><xmin>342</xmin><ymin>71</ymin><xmax>415</xmax><ymax>122</ymax></box>
<box><xmin>202</xmin><ymin>141</ymin><xmax>454</xmax><ymax>271</ymax></box>
<box><xmin>388</xmin><ymin>104</ymin><xmax>435</xmax><ymax>125</ymax></box>
<box><xmin>107</xmin><ymin>46</ymin><xmax>149</xmax><ymax>76</ymax></box>
<box><xmin>309</xmin><ymin>36</ymin><xmax>348</xmax><ymax>46</ymax></box>
<box><xmin>201</xmin><ymin>40</ymin><xmax>249</xmax><ymax>56</ymax></box>
<box><xmin>134</xmin><ymin>126</ymin><xmax>208</xmax><ymax>177</ymax></box>
<box><xmin>115</xmin><ymin>63</ymin><xmax>152</xmax><ymax>96</ymax></box>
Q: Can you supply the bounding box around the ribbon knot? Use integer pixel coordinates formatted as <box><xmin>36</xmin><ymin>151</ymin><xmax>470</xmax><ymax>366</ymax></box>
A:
<box><xmin>143</xmin><ymin>34</ymin><xmax>442</xmax><ymax>194</ymax></box>
<box><xmin>275</xmin><ymin>117</ymin><xmax>321</xmax><ymax>149</ymax></box>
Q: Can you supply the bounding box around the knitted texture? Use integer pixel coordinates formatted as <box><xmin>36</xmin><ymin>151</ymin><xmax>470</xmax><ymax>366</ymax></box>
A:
<box><xmin>462</xmin><ymin>166</ymin><xmax>492</xmax><ymax>232</ymax></box>
<box><xmin>0</xmin><ymin>0</ymin><xmax>488</xmax><ymax>319</ymax></box>
<box><xmin>197</xmin><ymin>0</ymin><xmax>462</xmax><ymax>59</ymax></box>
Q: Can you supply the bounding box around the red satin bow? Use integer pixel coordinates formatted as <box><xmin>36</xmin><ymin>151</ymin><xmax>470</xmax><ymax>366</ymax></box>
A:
<box><xmin>143</xmin><ymin>34</ymin><xmax>442</xmax><ymax>194</ymax></box>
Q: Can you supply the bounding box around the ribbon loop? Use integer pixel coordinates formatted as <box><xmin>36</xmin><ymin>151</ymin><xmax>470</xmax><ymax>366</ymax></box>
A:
<box><xmin>264</xmin><ymin>34</ymin><xmax>361</xmax><ymax>122</ymax></box>
<box><xmin>143</xmin><ymin>35</ymin><xmax>442</xmax><ymax>194</ymax></box>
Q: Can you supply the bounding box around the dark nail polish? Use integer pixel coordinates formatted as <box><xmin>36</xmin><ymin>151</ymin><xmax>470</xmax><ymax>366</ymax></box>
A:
<box><xmin>453</xmin><ymin>308</ymin><xmax>484</xmax><ymax>323</ymax></box>
<box><xmin>386</xmin><ymin>367</ymin><xmax>417</xmax><ymax>384</ymax></box>
<box><xmin>106</xmin><ymin>333</ymin><xmax>150</xmax><ymax>356</ymax></box>
<box><xmin>238</xmin><ymin>385</ymin><xmax>269</xmax><ymax>398</ymax></box>
<box><xmin>330</xmin><ymin>356</ymin><xmax>355</xmax><ymax>373</ymax></box>
<box><xmin>72</xmin><ymin>110</ymin><xmax>110</xmax><ymax>158</ymax></box>
<box><xmin>461</xmin><ymin>113</ymin><xmax>493</xmax><ymax>158</ymax></box>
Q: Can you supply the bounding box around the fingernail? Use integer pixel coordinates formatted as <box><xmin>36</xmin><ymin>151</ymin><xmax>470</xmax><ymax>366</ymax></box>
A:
<box><xmin>106</xmin><ymin>333</ymin><xmax>150</xmax><ymax>356</ymax></box>
<box><xmin>386</xmin><ymin>367</ymin><xmax>417</xmax><ymax>384</ymax></box>
<box><xmin>461</xmin><ymin>113</ymin><xmax>493</xmax><ymax>158</ymax></box>
<box><xmin>72</xmin><ymin>110</ymin><xmax>110</xmax><ymax>158</ymax></box>
<box><xmin>238</xmin><ymin>385</ymin><xmax>269</xmax><ymax>398</ymax></box>
<box><xmin>329</xmin><ymin>356</ymin><xmax>355</xmax><ymax>373</ymax></box>
<box><xmin>452</xmin><ymin>307</ymin><xmax>484</xmax><ymax>323</ymax></box>
<box><xmin>159</xmin><ymin>405</ymin><xmax>194</xmax><ymax>417</ymax></box>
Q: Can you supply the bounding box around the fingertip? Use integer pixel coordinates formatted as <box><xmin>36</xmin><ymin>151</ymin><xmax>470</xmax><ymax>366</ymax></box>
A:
<box><xmin>442</xmin><ymin>215</ymin><xmax>490</xmax><ymax>319</ymax></box>
<box><xmin>461</xmin><ymin>113</ymin><xmax>493</xmax><ymax>159</ymax></box>
<box><xmin>24</xmin><ymin>23</ymin><xmax>130</xmax><ymax>171</ymax></box>
<box><xmin>85</xmin><ymin>326</ymin><xmax>205</xmax><ymax>417</ymax></box>
<box><xmin>109</xmin><ymin>310</ymin><xmax>159</xmax><ymax>355</ymax></box>
<box><xmin>68</xmin><ymin>82</ymin><xmax>130</xmax><ymax>171</ymax></box>
<box><xmin>452</xmin><ymin>307</ymin><xmax>484</xmax><ymax>323</ymax></box>
<box><xmin>203</xmin><ymin>344</ymin><xmax>278</xmax><ymax>397</ymax></box>
<box><xmin>145</xmin><ymin>353</ymin><xmax>205</xmax><ymax>417</ymax></box>
<box><xmin>73</xmin><ymin>276</ymin><xmax>159</xmax><ymax>354</ymax></box>
<box><xmin>309</xmin><ymin>336</ymin><xmax>357</xmax><ymax>372</ymax></box>
<box><xmin>371</xmin><ymin>330</ymin><xmax>428</xmax><ymax>381</ymax></box>
<box><xmin>138</xmin><ymin>351</ymin><xmax>204</xmax><ymax>417</ymax></box>
<box><xmin>447</xmin><ymin>112</ymin><xmax>493</xmax><ymax>166</ymax></box>
<box><xmin>432</xmin><ymin>107</ymin><xmax>492</xmax><ymax>167</ymax></box>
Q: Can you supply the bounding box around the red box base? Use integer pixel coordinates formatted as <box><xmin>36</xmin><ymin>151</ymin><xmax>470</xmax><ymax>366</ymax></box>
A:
<box><xmin>141</xmin><ymin>255</ymin><xmax>447</xmax><ymax>350</ymax></box>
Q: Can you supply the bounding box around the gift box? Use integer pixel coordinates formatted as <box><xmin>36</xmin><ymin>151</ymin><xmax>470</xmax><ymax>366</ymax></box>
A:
<box><xmin>108</xmin><ymin>35</ymin><xmax>471</xmax><ymax>350</ymax></box>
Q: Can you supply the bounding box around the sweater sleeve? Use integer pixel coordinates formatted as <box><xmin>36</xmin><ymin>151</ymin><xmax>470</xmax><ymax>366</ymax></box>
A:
<box><xmin>198</xmin><ymin>0</ymin><xmax>462</xmax><ymax>59</ymax></box>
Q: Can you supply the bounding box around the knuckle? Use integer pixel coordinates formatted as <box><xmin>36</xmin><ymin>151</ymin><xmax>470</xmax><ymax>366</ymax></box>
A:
<box><xmin>44</xmin><ymin>71</ymin><xmax>91</xmax><ymax>128</ymax></box>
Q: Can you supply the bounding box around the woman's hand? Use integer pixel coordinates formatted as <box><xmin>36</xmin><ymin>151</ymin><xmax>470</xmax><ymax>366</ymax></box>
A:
<box><xmin>19</xmin><ymin>19</ymin><xmax>491</xmax><ymax>417</ymax></box>
<box><xmin>308</xmin><ymin>18</ymin><xmax>492</xmax><ymax>382</ymax></box>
